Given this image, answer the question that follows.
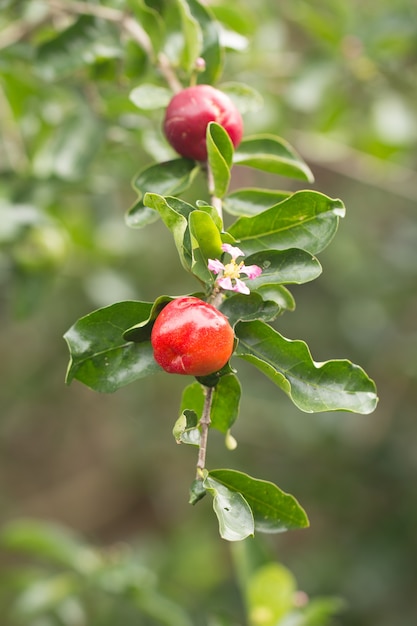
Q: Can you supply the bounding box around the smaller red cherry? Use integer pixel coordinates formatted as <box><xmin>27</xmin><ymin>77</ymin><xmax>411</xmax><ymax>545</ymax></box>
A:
<box><xmin>163</xmin><ymin>84</ymin><xmax>243</xmax><ymax>161</ymax></box>
<box><xmin>151</xmin><ymin>297</ymin><xmax>234</xmax><ymax>376</ymax></box>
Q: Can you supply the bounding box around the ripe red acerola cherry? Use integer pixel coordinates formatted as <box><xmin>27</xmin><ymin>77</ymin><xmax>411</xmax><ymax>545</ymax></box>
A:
<box><xmin>163</xmin><ymin>84</ymin><xmax>243</xmax><ymax>161</ymax></box>
<box><xmin>151</xmin><ymin>297</ymin><xmax>235</xmax><ymax>376</ymax></box>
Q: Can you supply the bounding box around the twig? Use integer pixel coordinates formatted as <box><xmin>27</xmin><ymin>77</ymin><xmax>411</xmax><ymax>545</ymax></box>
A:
<box><xmin>196</xmin><ymin>385</ymin><xmax>214</xmax><ymax>477</ymax></box>
<box><xmin>207</xmin><ymin>163</ymin><xmax>223</xmax><ymax>221</ymax></box>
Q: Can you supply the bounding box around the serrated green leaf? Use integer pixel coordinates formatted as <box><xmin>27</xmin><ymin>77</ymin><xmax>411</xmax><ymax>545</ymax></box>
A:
<box><xmin>207</xmin><ymin>122</ymin><xmax>233</xmax><ymax>199</ymax></box>
<box><xmin>247</xmin><ymin>563</ymin><xmax>297</xmax><ymax>626</ymax></box>
<box><xmin>127</xmin><ymin>159</ymin><xmax>199</xmax><ymax>229</ymax></box>
<box><xmin>235</xmin><ymin>320</ymin><xmax>378</xmax><ymax>414</ymax></box>
<box><xmin>245</xmin><ymin>249</ymin><xmax>322</xmax><ymax>288</ymax></box>
<box><xmin>219</xmin><ymin>292</ymin><xmax>282</xmax><ymax>327</ymax></box>
<box><xmin>189</xmin><ymin>209</ymin><xmax>223</xmax><ymax>282</ymax></box>
<box><xmin>210</xmin><ymin>373</ymin><xmax>241</xmax><ymax>434</ymax></box>
<box><xmin>203</xmin><ymin>475</ymin><xmax>254</xmax><ymax>541</ymax></box>
<box><xmin>219</xmin><ymin>82</ymin><xmax>264</xmax><ymax>114</ymax></box>
<box><xmin>129</xmin><ymin>84</ymin><xmax>172</xmax><ymax>110</ymax></box>
<box><xmin>188</xmin><ymin>0</ymin><xmax>223</xmax><ymax>84</ymax></box>
<box><xmin>64</xmin><ymin>301</ymin><xmax>161</xmax><ymax>392</ymax></box>
<box><xmin>209</xmin><ymin>470</ymin><xmax>309</xmax><ymax>533</ymax></box>
<box><xmin>233</xmin><ymin>135</ymin><xmax>314</xmax><ymax>182</ymax></box>
<box><xmin>224</xmin><ymin>188</ymin><xmax>291</xmax><ymax>217</ymax></box>
<box><xmin>227</xmin><ymin>190</ymin><xmax>345</xmax><ymax>255</ymax></box>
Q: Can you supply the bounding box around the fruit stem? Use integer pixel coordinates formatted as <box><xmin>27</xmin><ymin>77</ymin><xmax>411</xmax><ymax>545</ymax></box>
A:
<box><xmin>196</xmin><ymin>385</ymin><xmax>214</xmax><ymax>477</ymax></box>
<box><xmin>207</xmin><ymin>163</ymin><xmax>223</xmax><ymax>222</ymax></box>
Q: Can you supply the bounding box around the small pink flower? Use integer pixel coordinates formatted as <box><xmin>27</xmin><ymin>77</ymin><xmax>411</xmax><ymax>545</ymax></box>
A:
<box><xmin>208</xmin><ymin>244</ymin><xmax>262</xmax><ymax>295</ymax></box>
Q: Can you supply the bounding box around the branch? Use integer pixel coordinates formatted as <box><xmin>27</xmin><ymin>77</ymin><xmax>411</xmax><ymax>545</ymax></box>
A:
<box><xmin>196</xmin><ymin>386</ymin><xmax>214</xmax><ymax>477</ymax></box>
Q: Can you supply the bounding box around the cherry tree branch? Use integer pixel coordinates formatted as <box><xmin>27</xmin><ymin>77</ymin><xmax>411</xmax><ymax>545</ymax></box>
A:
<box><xmin>196</xmin><ymin>386</ymin><xmax>214</xmax><ymax>477</ymax></box>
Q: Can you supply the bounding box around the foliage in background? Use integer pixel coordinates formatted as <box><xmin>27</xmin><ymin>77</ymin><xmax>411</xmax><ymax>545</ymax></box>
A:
<box><xmin>0</xmin><ymin>1</ymin><xmax>416</xmax><ymax>626</ymax></box>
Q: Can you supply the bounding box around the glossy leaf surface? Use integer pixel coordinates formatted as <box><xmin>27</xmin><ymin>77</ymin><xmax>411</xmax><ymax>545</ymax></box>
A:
<box><xmin>233</xmin><ymin>135</ymin><xmax>314</xmax><ymax>182</ymax></box>
<box><xmin>219</xmin><ymin>292</ymin><xmax>282</xmax><ymax>327</ymax></box>
<box><xmin>207</xmin><ymin>122</ymin><xmax>233</xmax><ymax>199</ymax></box>
<box><xmin>228</xmin><ymin>190</ymin><xmax>345</xmax><ymax>255</ymax></box>
<box><xmin>235</xmin><ymin>320</ymin><xmax>378</xmax><ymax>414</ymax></box>
<box><xmin>64</xmin><ymin>301</ymin><xmax>160</xmax><ymax>392</ymax></box>
<box><xmin>245</xmin><ymin>248</ymin><xmax>322</xmax><ymax>288</ymax></box>
<box><xmin>189</xmin><ymin>209</ymin><xmax>223</xmax><ymax>282</ymax></box>
<box><xmin>127</xmin><ymin>159</ymin><xmax>199</xmax><ymax>228</ymax></box>
<box><xmin>210</xmin><ymin>373</ymin><xmax>241</xmax><ymax>434</ymax></box>
<box><xmin>209</xmin><ymin>469</ymin><xmax>309</xmax><ymax>533</ymax></box>
<box><xmin>224</xmin><ymin>187</ymin><xmax>291</xmax><ymax>217</ymax></box>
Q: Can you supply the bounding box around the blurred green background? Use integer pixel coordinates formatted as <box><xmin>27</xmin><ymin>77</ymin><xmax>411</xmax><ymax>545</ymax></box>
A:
<box><xmin>1</xmin><ymin>0</ymin><xmax>416</xmax><ymax>624</ymax></box>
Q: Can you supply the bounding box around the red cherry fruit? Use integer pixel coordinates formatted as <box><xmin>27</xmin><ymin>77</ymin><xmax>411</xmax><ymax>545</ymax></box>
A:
<box><xmin>151</xmin><ymin>296</ymin><xmax>234</xmax><ymax>376</ymax></box>
<box><xmin>163</xmin><ymin>84</ymin><xmax>243</xmax><ymax>161</ymax></box>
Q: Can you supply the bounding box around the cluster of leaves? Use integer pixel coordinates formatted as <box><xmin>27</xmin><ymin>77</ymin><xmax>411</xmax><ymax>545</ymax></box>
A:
<box><xmin>2</xmin><ymin>0</ymin><xmax>378</xmax><ymax>541</ymax></box>
<box><xmin>0</xmin><ymin>518</ymin><xmax>344</xmax><ymax>626</ymax></box>
<box><xmin>65</xmin><ymin>117</ymin><xmax>377</xmax><ymax>540</ymax></box>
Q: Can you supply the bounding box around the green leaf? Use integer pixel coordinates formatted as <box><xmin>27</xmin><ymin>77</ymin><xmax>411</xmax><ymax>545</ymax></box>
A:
<box><xmin>235</xmin><ymin>320</ymin><xmax>378</xmax><ymax>414</ymax></box>
<box><xmin>188</xmin><ymin>0</ymin><xmax>223</xmax><ymax>84</ymax></box>
<box><xmin>143</xmin><ymin>194</ymin><xmax>195</xmax><ymax>271</ymax></box>
<box><xmin>173</xmin><ymin>409</ymin><xmax>201</xmax><ymax>446</ymax></box>
<box><xmin>207</xmin><ymin>122</ymin><xmax>234</xmax><ymax>199</ymax></box>
<box><xmin>0</xmin><ymin>519</ymin><xmax>100</xmax><ymax>574</ymax></box>
<box><xmin>227</xmin><ymin>190</ymin><xmax>345</xmax><ymax>255</ymax></box>
<box><xmin>209</xmin><ymin>469</ymin><xmax>309</xmax><ymax>533</ymax></box>
<box><xmin>256</xmin><ymin>285</ymin><xmax>295</xmax><ymax>314</ymax></box>
<box><xmin>123</xmin><ymin>295</ymin><xmax>174</xmax><ymax>342</ymax></box>
<box><xmin>203</xmin><ymin>474</ymin><xmax>254</xmax><ymax>541</ymax></box>
<box><xmin>180</xmin><ymin>381</ymin><xmax>205</xmax><ymax>417</ymax></box>
<box><xmin>64</xmin><ymin>301</ymin><xmax>161</xmax><ymax>393</ymax></box>
<box><xmin>127</xmin><ymin>159</ymin><xmax>199</xmax><ymax>228</ymax></box>
<box><xmin>247</xmin><ymin>563</ymin><xmax>297</xmax><ymax>626</ymax></box>
<box><xmin>35</xmin><ymin>16</ymin><xmax>122</xmax><ymax>80</ymax></box>
<box><xmin>129</xmin><ymin>84</ymin><xmax>172</xmax><ymax>110</ymax></box>
<box><xmin>189</xmin><ymin>209</ymin><xmax>223</xmax><ymax>282</ymax></box>
<box><xmin>224</xmin><ymin>187</ymin><xmax>291</xmax><ymax>217</ymax></box>
<box><xmin>219</xmin><ymin>82</ymin><xmax>264</xmax><ymax>114</ymax></box>
<box><xmin>179</xmin><ymin>376</ymin><xmax>240</xmax><ymax>436</ymax></box>
<box><xmin>245</xmin><ymin>249</ymin><xmax>322</xmax><ymax>288</ymax></box>
<box><xmin>210</xmin><ymin>373</ymin><xmax>241</xmax><ymax>434</ymax></box>
<box><xmin>233</xmin><ymin>135</ymin><xmax>314</xmax><ymax>182</ymax></box>
<box><xmin>127</xmin><ymin>0</ymin><xmax>165</xmax><ymax>55</ymax></box>
<box><xmin>176</xmin><ymin>0</ymin><xmax>203</xmax><ymax>72</ymax></box>
<box><xmin>219</xmin><ymin>292</ymin><xmax>282</xmax><ymax>327</ymax></box>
